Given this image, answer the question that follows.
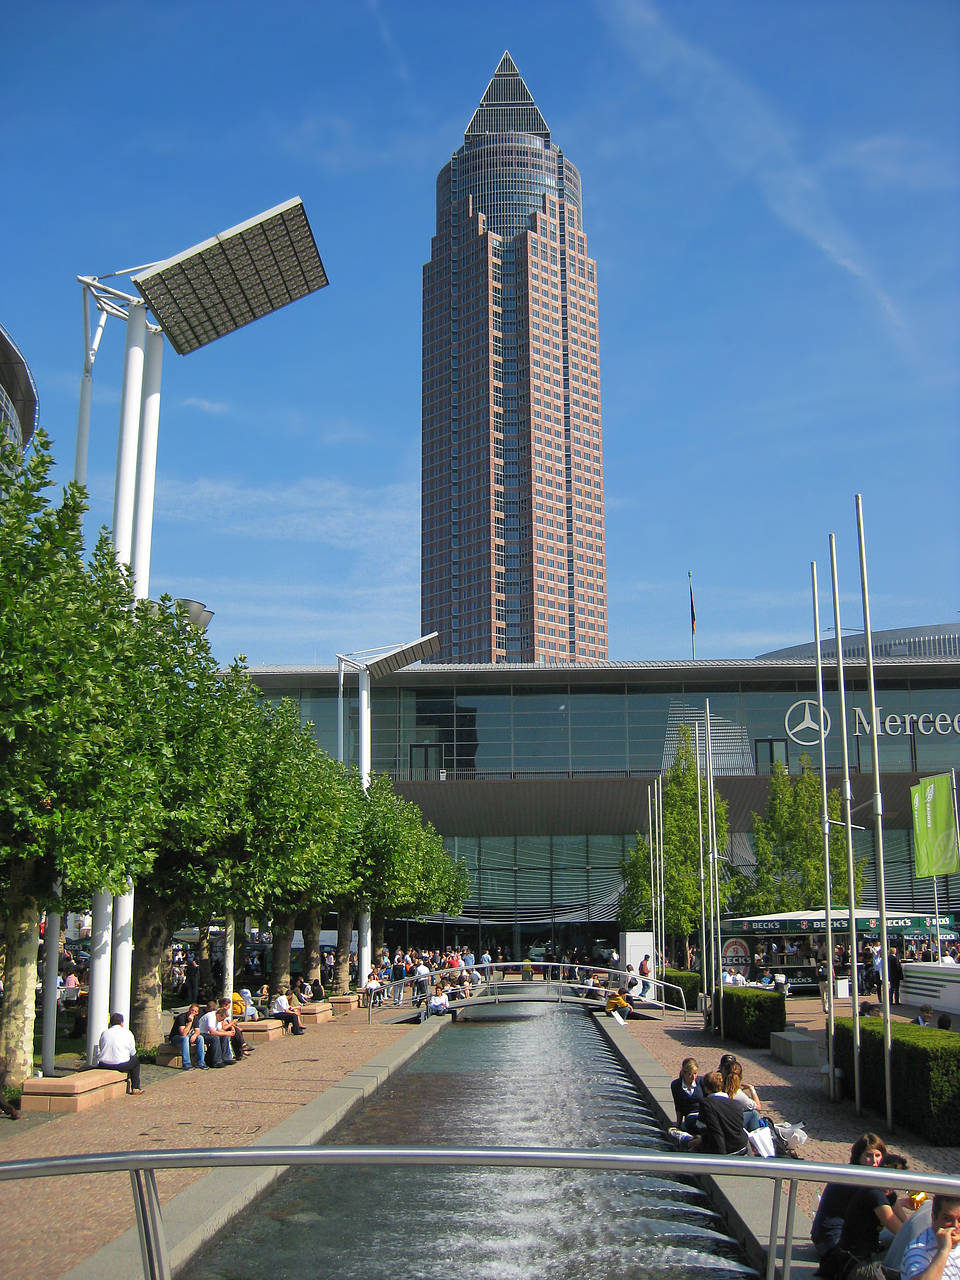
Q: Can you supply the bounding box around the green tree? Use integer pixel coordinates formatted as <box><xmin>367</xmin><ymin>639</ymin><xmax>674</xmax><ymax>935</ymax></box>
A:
<box><xmin>620</xmin><ymin>725</ymin><xmax>730</xmax><ymax>962</ymax></box>
<box><xmin>0</xmin><ymin>432</ymin><xmax>158</xmax><ymax>1083</ymax></box>
<box><xmin>732</xmin><ymin>757</ymin><xmax>862</xmax><ymax>916</ymax></box>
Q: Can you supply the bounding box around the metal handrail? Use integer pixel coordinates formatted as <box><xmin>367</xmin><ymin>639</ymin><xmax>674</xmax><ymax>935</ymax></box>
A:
<box><xmin>365</xmin><ymin>963</ymin><xmax>688</xmax><ymax>1023</ymax></box>
<box><xmin>2</xmin><ymin>1146</ymin><xmax>957</xmax><ymax>1280</ymax></box>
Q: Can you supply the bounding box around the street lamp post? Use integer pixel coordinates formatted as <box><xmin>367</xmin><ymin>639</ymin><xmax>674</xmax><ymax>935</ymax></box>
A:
<box><xmin>73</xmin><ymin>198</ymin><xmax>328</xmax><ymax>1065</ymax></box>
<box><xmin>336</xmin><ymin>634</ymin><xmax>440</xmax><ymax>981</ymax></box>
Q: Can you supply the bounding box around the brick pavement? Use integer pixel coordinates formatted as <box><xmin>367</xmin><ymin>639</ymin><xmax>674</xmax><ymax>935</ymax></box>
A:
<box><xmin>0</xmin><ymin>1010</ymin><xmax>407</xmax><ymax>1280</ymax></box>
<box><xmin>621</xmin><ymin>995</ymin><xmax>960</xmax><ymax>1222</ymax></box>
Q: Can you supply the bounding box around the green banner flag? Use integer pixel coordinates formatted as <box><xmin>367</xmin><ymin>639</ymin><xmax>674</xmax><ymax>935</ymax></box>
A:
<box><xmin>911</xmin><ymin>774</ymin><xmax>960</xmax><ymax>877</ymax></box>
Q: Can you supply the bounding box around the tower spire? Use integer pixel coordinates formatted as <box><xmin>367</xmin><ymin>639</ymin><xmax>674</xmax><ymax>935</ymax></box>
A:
<box><xmin>464</xmin><ymin>51</ymin><xmax>550</xmax><ymax>142</ymax></box>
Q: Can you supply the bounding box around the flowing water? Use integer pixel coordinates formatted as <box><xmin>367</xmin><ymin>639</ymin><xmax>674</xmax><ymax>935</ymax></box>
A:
<box><xmin>192</xmin><ymin>1008</ymin><xmax>757</xmax><ymax>1278</ymax></box>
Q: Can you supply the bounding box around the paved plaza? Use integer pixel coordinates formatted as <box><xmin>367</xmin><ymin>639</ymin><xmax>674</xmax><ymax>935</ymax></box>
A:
<box><xmin>0</xmin><ymin>994</ymin><xmax>957</xmax><ymax>1280</ymax></box>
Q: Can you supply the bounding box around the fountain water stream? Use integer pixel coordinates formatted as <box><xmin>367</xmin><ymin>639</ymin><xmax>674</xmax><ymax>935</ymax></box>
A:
<box><xmin>192</xmin><ymin>1008</ymin><xmax>757</xmax><ymax>1278</ymax></box>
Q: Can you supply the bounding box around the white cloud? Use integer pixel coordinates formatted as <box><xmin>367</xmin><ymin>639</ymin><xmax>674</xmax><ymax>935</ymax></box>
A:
<box><xmin>825</xmin><ymin>135</ymin><xmax>960</xmax><ymax>191</ymax></box>
<box><xmin>154</xmin><ymin>472</ymin><xmax>419</xmax><ymax>564</ymax></box>
<box><xmin>180</xmin><ymin>396</ymin><xmax>232</xmax><ymax>416</ymax></box>
<box><xmin>603</xmin><ymin>0</ymin><xmax>904</xmax><ymax>334</ymax></box>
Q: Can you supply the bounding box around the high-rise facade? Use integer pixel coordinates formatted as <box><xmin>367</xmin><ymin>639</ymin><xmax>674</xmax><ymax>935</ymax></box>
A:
<box><xmin>421</xmin><ymin>53</ymin><xmax>607</xmax><ymax>664</ymax></box>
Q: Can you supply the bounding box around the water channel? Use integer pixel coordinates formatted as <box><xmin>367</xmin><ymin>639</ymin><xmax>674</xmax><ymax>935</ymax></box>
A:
<box><xmin>192</xmin><ymin>1008</ymin><xmax>757</xmax><ymax>1278</ymax></box>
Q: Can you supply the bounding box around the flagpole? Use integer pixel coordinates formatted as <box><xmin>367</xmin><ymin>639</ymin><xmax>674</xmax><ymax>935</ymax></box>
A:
<box><xmin>696</xmin><ymin>723</ymin><xmax>707</xmax><ymax>997</ymax></box>
<box><xmin>830</xmin><ymin>533</ymin><xmax>862</xmax><ymax>1115</ymax></box>
<box><xmin>648</xmin><ymin>784</ymin><xmax>656</xmax><ymax>981</ymax></box>
<box><xmin>812</xmin><ymin>561</ymin><xmax>837</xmax><ymax>1099</ymax></box>
<box><xmin>856</xmin><ymin>493</ymin><xmax>893</xmax><ymax>1132</ymax></box>
<box><xmin>689</xmin><ymin>570</ymin><xmax>696</xmax><ymax>661</ymax></box>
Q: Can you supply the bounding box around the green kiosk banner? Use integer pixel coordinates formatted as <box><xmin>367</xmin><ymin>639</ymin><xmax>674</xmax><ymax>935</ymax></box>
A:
<box><xmin>911</xmin><ymin>773</ymin><xmax>960</xmax><ymax>878</ymax></box>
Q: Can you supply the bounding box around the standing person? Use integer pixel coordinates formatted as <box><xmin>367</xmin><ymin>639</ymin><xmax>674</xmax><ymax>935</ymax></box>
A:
<box><xmin>639</xmin><ymin>954</ymin><xmax>653</xmax><ymax>999</ymax></box>
<box><xmin>413</xmin><ymin>957</ymin><xmax>431</xmax><ymax>1009</ymax></box>
<box><xmin>184</xmin><ymin>956</ymin><xmax>199</xmax><ymax>1004</ymax></box>
<box><xmin>390</xmin><ymin>953</ymin><xmax>407</xmax><ymax>1007</ymax></box>
<box><xmin>888</xmin><ymin>948</ymin><xmax>904</xmax><ymax>1006</ymax></box>
<box><xmin>97</xmin><ymin>1013</ymin><xmax>142</xmax><ymax>1093</ymax></box>
<box><xmin>901</xmin><ymin>1194</ymin><xmax>960</xmax><ymax>1279</ymax></box>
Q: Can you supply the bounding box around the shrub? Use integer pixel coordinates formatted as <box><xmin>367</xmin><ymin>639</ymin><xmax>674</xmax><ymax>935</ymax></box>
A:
<box><xmin>721</xmin><ymin>987</ymin><xmax>786</xmax><ymax>1047</ymax></box>
<box><xmin>833</xmin><ymin>1018</ymin><xmax>960</xmax><ymax>1146</ymax></box>
<box><xmin>663</xmin><ymin>968</ymin><xmax>701</xmax><ymax>1012</ymax></box>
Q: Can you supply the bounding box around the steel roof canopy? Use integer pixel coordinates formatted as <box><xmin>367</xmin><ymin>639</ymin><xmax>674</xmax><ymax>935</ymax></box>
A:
<box><xmin>132</xmin><ymin>197</ymin><xmax>328</xmax><ymax>355</ymax></box>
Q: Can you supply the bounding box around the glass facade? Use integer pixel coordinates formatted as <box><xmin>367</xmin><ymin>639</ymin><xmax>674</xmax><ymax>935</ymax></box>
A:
<box><xmin>277</xmin><ymin>677</ymin><xmax>960</xmax><ymax>781</ymax></box>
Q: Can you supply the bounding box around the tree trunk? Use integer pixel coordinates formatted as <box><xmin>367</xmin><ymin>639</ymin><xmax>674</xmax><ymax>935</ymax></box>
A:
<box><xmin>270</xmin><ymin>912</ymin><xmax>295</xmax><ymax>992</ymax></box>
<box><xmin>303</xmin><ymin>907</ymin><xmax>323</xmax><ymax>981</ymax></box>
<box><xmin>333</xmin><ymin>906</ymin><xmax>355</xmax><ymax>995</ymax></box>
<box><xmin>197</xmin><ymin>922</ymin><xmax>212</xmax><ymax>1000</ymax></box>
<box><xmin>372</xmin><ymin>913</ymin><xmax>386</xmax><ymax>964</ymax></box>
<box><xmin>0</xmin><ymin>860</ymin><xmax>41</xmax><ymax>1088</ymax></box>
<box><xmin>131</xmin><ymin>890</ymin><xmax>170</xmax><ymax>1049</ymax></box>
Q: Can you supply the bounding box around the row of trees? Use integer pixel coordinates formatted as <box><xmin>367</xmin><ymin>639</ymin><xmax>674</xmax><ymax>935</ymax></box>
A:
<box><xmin>0</xmin><ymin>433</ymin><xmax>468</xmax><ymax>1084</ymax></box>
<box><xmin>620</xmin><ymin>727</ymin><xmax>863</xmax><ymax>961</ymax></box>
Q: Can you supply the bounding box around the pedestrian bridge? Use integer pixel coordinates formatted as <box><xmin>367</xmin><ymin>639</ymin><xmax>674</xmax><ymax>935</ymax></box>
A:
<box><xmin>365</xmin><ymin>962</ymin><xmax>690</xmax><ymax>1023</ymax></box>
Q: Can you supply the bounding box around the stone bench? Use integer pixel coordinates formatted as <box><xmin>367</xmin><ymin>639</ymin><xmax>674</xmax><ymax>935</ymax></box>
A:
<box><xmin>21</xmin><ymin>1068</ymin><xmax>128</xmax><ymax>1113</ymax></box>
<box><xmin>238</xmin><ymin>1019</ymin><xmax>286</xmax><ymax>1042</ymax></box>
<box><xmin>298</xmin><ymin>1001</ymin><xmax>333</xmax><ymax>1024</ymax></box>
<box><xmin>329</xmin><ymin>994</ymin><xmax>361</xmax><ymax>1014</ymax></box>
<box><xmin>770</xmin><ymin>1030</ymin><xmax>820</xmax><ymax>1066</ymax></box>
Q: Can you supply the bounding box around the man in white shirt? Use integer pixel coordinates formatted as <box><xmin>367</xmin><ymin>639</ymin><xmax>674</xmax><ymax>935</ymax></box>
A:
<box><xmin>901</xmin><ymin>1194</ymin><xmax>960</xmax><ymax>1279</ymax></box>
<box><xmin>97</xmin><ymin>1013</ymin><xmax>142</xmax><ymax>1093</ymax></box>
<box><xmin>413</xmin><ymin>960</ymin><xmax>431</xmax><ymax>1009</ymax></box>
<box><xmin>199</xmin><ymin>1002</ymin><xmax>236</xmax><ymax>1065</ymax></box>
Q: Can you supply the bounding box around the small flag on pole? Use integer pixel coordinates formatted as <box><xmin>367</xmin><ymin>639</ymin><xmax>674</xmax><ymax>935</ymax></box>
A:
<box><xmin>689</xmin><ymin>571</ymin><xmax>696</xmax><ymax>660</ymax></box>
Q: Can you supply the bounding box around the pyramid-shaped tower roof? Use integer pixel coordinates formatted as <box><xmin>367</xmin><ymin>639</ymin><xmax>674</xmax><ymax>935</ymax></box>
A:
<box><xmin>464</xmin><ymin>52</ymin><xmax>550</xmax><ymax>143</ymax></box>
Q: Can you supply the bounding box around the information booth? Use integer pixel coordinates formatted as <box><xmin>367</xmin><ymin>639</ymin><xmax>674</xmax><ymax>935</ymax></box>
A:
<box><xmin>719</xmin><ymin>909</ymin><xmax>956</xmax><ymax>993</ymax></box>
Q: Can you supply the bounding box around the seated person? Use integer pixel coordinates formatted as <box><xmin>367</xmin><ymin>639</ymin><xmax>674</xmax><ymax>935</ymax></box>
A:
<box><xmin>427</xmin><ymin>983</ymin><xmax>449</xmax><ymax>1016</ymax></box>
<box><xmin>199</xmin><ymin>1001</ymin><xmax>236</xmax><ymax>1065</ymax></box>
<box><xmin>900</xmin><ymin>1193</ymin><xmax>960</xmax><ymax>1279</ymax></box>
<box><xmin>217</xmin><ymin>998</ymin><xmax>252</xmax><ymax>1059</ymax></box>
<box><xmin>670</xmin><ymin>1057</ymin><xmax>704</xmax><ymax>1132</ymax></box>
<box><xmin>759</xmin><ymin>969</ymin><xmax>774</xmax><ymax>987</ymax></box>
<box><xmin>364</xmin><ymin>970</ymin><xmax>384</xmax><ymax>1007</ymax></box>
<box><xmin>97</xmin><ymin>1012</ymin><xmax>142</xmax><ymax>1093</ymax></box>
<box><xmin>310</xmin><ymin>977</ymin><xmax>325</xmax><ymax>1003</ymax></box>
<box><xmin>605</xmin><ymin>987</ymin><xmax>638</xmax><ymax>1018</ymax></box>
<box><xmin>232</xmin><ymin>989</ymin><xmax>259</xmax><ymax>1022</ymax></box>
<box><xmin>821</xmin><ymin>1163</ymin><xmax>914</xmax><ymax>1277</ymax></box>
<box><xmin>811</xmin><ymin>1133</ymin><xmax>886</xmax><ymax>1259</ymax></box>
<box><xmin>719</xmin><ymin>1053</ymin><xmax>762</xmax><ymax>1111</ymax></box>
<box><xmin>298</xmin><ymin>976</ymin><xmax>313</xmax><ymax>1003</ymax></box>
<box><xmin>688</xmin><ymin>1072</ymin><xmax>747</xmax><ymax>1155</ymax></box>
<box><xmin>269</xmin><ymin>989</ymin><xmax>305</xmax><ymax>1035</ymax></box>
<box><xmin>170</xmin><ymin>1004</ymin><xmax>207</xmax><ymax>1069</ymax></box>
<box><xmin>720</xmin><ymin>1059</ymin><xmax>762</xmax><ymax>1132</ymax></box>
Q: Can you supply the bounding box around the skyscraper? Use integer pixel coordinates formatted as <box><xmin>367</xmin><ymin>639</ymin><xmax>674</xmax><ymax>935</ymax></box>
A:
<box><xmin>421</xmin><ymin>53</ymin><xmax>607</xmax><ymax>664</ymax></box>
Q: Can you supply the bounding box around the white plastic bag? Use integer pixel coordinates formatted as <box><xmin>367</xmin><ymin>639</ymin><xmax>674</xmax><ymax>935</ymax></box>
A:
<box><xmin>775</xmin><ymin>1121</ymin><xmax>808</xmax><ymax>1153</ymax></box>
<box><xmin>747</xmin><ymin>1125</ymin><xmax>776</xmax><ymax>1158</ymax></box>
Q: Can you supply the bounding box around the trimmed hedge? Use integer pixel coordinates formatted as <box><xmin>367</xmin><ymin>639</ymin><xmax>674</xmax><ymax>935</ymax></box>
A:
<box><xmin>833</xmin><ymin>1018</ymin><xmax>960</xmax><ymax>1147</ymax></box>
<box><xmin>663</xmin><ymin>968</ymin><xmax>702</xmax><ymax>1012</ymax></box>
<box><xmin>720</xmin><ymin>987</ymin><xmax>786</xmax><ymax>1047</ymax></box>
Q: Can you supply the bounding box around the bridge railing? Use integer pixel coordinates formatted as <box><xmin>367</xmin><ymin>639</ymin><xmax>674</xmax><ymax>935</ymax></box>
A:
<box><xmin>364</xmin><ymin>962</ymin><xmax>687</xmax><ymax>1024</ymax></box>
<box><xmin>2</xmin><ymin>1145</ymin><xmax>957</xmax><ymax>1280</ymax></box>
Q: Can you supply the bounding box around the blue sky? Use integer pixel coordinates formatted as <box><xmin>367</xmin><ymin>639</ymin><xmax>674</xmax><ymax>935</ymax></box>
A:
<box><xmin>6</xmin><ymin>1</ymin><xmax>958</xmax><ymax>666</ymax></box>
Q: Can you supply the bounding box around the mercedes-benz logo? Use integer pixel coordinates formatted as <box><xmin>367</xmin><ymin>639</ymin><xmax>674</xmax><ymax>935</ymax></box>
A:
<box><xmin>784</xmin><ymin>699</ymin><xmax>831</xmax><ymax>746</ymax></box>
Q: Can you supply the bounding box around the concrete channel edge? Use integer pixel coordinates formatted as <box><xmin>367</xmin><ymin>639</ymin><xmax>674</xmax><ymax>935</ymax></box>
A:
<box><xmin>592</xmin><ymin>1012</ymin><xmax>821</xmax><ymax>1279</ymax></box>
<box><xmin>59</xmin><ymin>1014</ymin><xmax>449</xmax><ymax>1280</ymax></box>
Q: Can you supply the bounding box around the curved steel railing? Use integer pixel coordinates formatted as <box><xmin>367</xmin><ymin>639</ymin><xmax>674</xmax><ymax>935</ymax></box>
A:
<box><xmin>1</xmin><ymin>1146</ymin><xmax>958</xmax><ymax>1280</ymax></box>
<box><xmin>365</xmin><ymin>962</ymin><xmax>688</xmax><ymax>1024</ymax></box>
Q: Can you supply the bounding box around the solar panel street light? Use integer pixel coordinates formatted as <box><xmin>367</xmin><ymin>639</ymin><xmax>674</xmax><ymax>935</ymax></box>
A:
<box><xmin>133</xmin><ymin>197</ymin><xmax>328</xmax><ymax>355</ymax></box>
<box><xmin>73</xmin><ymin>199</ymin><xmax>328</xmax><ymax>1070</ymax></box>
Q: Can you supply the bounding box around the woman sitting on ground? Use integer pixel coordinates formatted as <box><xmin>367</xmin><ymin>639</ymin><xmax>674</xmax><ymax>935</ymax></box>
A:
<box><xmin>811</xmin><ymin>1133</ymin><xmax>886</xmax><ymax>1261</ymax></box>
<box><xmin>718</xmin><ymin>1053</ymin><xmax>761</xmax><ymax>1111</ymax></box>
<box><xmin>670</xmin><ymin>1057</ymin><xmax>704</xmax><ymax>1132</ymax></box>
<box><xmin>720</xmin><ymin>1059</ymin><xmax>762</xmax><ymax>1132</ymax></box>
<box><xmin>826</xmin><ymin>1155</ymin><xmax>914</xmax><ymax>1277</ymax></box>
